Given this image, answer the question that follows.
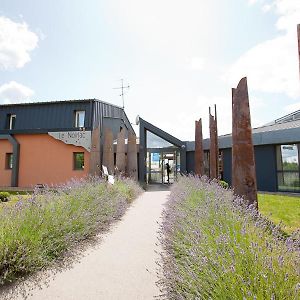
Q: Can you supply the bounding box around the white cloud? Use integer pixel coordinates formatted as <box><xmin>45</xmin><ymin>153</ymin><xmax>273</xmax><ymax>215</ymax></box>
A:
<box><xmin>0</xmin><ymin>81</ymin><xmax>34</xmax><ymax>104</ymax></box>
<box><xmin>284</xmin><ymin>101</ymin><xmax>300</xmax><ymax>113</ymax></box>
<box><xmin>248</xmin><ymin>0</ymin><xmax>260</xmax><ymax>5</ymax></box>
<box><xmin>224</xmin><ymin>1</ymin><xmax>300</xmax><ymax>99</ymax></box>
<box><xmin>0</xmin><ymin>16</ymin><xmax>39</xmax><ymax>69</ymax></box>
<box><xmin>186</xmin><ymin>56</ymin><xmax>206</xmax><ymax>71</ymax></box>
<box><xmin>109</xmin><ymin>0</ymin><xmax>218</xmax><ymax>62</ymax></box>
<box><xmin>262</xmin><ymin>4</ymin><xmax>273</xmax><ymax>13</ymax></box>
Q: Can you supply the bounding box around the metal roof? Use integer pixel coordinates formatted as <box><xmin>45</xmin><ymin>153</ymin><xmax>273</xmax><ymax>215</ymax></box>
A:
<box><xmin>0</xmin><ymin>98</ymin><xmax>123</xmax><ymax>110</ymax></box>
<box><xmin>253</xmin><ymin>119</ymin><xmax>300</xmax><ymax>134</ymax></box>
<box><xmin>186</xmin><ymin>115</ymin><xmax>300</xmax><ymax>151</ymax></box>
<box><xmin>274</xmin><ymin>109</ymin><xmax>300</xmax><ymax>124</ymax></box>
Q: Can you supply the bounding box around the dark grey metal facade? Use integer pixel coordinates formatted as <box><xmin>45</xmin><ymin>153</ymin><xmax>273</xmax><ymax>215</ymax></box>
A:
<box><xmin>0</xmin><ymin>99</ymin><xmax>134</xmax><ymax>135</ymax></box>
<box><xmin>186</xmin><ymin>146</ymin><xmax>278</xmax><ymax>192</ymax></box>
<box><xmin>221</xmin><ymin>146</ymin><xmax>277</xmax><ymax>192</ymax></box>
<box><xmin>0</xmin><ymin>100</ymin><xmax>92</xmax><ymax>133</ymax></box>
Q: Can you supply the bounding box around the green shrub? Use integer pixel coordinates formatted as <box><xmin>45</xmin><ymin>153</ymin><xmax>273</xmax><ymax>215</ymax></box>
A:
<box><xmin>219</xmin><ymin>180</ymin><xmax>229</xmax><ymax>189</ymax></box>
<box><xmin>0</xmin><ymin>177</ymin><xmax>142</xmax><ymax>286</ymax></box>
<box><xmin>0</xmin><ymin>192</ymin><xmax>10</xmax><ymax>202</ymax></box>
<box><xmin>160</xmin><ymin>176</ymin><xmax>300</xmax><ymax>299</ymax></box>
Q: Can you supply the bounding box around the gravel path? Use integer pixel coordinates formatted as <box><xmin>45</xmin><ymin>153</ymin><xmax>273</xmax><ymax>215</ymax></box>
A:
<box><xmin>15</xmin><ymin>190</ymin><xmax>169</xmax><ymax>300</ymax></box>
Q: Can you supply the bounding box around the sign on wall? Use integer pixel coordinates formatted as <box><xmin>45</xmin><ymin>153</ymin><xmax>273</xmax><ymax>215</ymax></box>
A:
<box><xmin>48</xmin><ymin>131</ymin><xmax>91</xmax><ymax>152</ymax></box>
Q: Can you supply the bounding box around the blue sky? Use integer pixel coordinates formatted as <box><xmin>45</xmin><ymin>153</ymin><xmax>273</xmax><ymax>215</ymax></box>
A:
<box><xmin>0</xmin><ymin>0</ymin><xmax>299</xmax><ymax>140</ymax></box>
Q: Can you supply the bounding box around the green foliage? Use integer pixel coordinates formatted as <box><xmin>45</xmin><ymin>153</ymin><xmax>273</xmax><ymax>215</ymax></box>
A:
<box><xmin>0</xmin><ymin>192</ymin><xmax>10</xmax><ymax>202</ymax></box>
<box><xmin>0</xmin><ymin>178</ymin><xmax>142</xmax><ymax>286</ymax></box>
<box><xmin>219</xmin><ymin>180</ymin><xmax>229</xmax><ymax>189</ymax></box>
<box><xmin>160</xmin><ymin>176</ymin><xmax>300</xmax><ymax>299</ymax></box>
<box><xmin>282</xmin><ymin>161</ymin><xmax>299</xmax><ymax>171</ymax></box>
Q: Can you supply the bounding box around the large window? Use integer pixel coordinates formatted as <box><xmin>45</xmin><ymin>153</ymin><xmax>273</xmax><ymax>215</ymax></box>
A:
<box><xmin>73</xmin><ymin>152</ymin><xmax>84</xmax><ymax>170</ymax></box>
<box><xmin>276</xmin><ymin>144</ymin><xmax>300</xmax><ymax>192</ymax></box>
<box><xmin>5</xmin><ymin>153</ymin><xmax>13</xmax><ymax>169</ymax></box>
<box><xmin>75</xmin><ymin>111</ymin><xmax>85</xmax><ymax>128</ymax></box>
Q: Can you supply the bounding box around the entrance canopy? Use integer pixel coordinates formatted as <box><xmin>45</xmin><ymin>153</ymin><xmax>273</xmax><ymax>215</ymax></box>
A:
<box><xmin>138</xmin><ymin>118</ymin><xmax>186</xmax><ymax>183</ymax></box>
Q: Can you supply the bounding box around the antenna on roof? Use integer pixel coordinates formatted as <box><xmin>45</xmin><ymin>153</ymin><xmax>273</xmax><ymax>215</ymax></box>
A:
<box><xmin>113</xmin><ymin>79</ymin><xmax>130</xmax><ymax>110</ymax></box>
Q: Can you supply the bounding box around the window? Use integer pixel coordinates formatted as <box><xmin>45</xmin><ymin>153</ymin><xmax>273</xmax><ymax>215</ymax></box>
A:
<box><xmin>276</xmin><ymin>144</ymin><xmax>300</xmax><ymax>192</ymax></box>
<box><xmin>6</xmin><ymin>153</ymin><xmax>13</xmax><ymax>169</ymax></box>
<box><xmin>73</xmin><ymin>152</ymin><xmax>84</xmax><ymax>170</ymax></box>
<box><xmin>6</xmin><ymin>114</ymin><xmax>16</xmax><ymax>129</ymax></box>
<box><xmin>75</xmin><ymin>111</ymin><xmax>85</xmax><ymax>128</ymax></box>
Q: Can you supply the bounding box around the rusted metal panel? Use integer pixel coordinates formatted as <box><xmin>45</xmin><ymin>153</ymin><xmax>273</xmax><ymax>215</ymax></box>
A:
<box><xmin>232</xmin><ymin>77</ymin><xmax>258</xmax><ymax>208</ymax></box>
<box><xmin>116</xmin><ymin>128</ymin><xmax>126</xmax><ymax>175</ymax></box>
<box><xmin>209</xmin><ymin>107</ymin><xmax>218</xmax><ymax>178</ymax></box>
<box><xmin>298</xmin><ymin>24</ymin><xmax>300</xmax><ymax>79</ymax></box>
<box><xmin>194</xmin><ymin>118</ymin><xmax>204</xmax><ymax>175</ymax></box>
<box><xmin>214</xmin><ymin>104</ymin><xmax>219</xmax><ymax>178</ymax></box>
<box><xmin>89</xmin><ymin>126</ymin><xmax>101</xmax><ymax>176</ymax></box>
<box><xmin>127</xmin><ymin>131</ymin><xmax>138</xmax><ymax>180</ymax></box>
<box><xmin>102</xmin><ymin>128</ymin><xmax>114</xmax><ymax>174</ymax></box>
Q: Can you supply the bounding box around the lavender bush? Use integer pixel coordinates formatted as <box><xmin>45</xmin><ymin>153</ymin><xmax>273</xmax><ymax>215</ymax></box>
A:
<box><xmin>0</xmin><ymin>177</ymin><xmax>142</xmax><ymax>286</ymax></box>
<box><xmin>159</xmin><ymin>176</ymin><xmax>300</xmax><ymax>299</ymax></box>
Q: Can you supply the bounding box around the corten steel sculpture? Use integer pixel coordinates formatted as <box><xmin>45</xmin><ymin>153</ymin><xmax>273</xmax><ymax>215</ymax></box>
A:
<box><xmin>209</xmin><ymin>106</ymin><xmax>218</xmax><ymax>179</ymax></box>
<box><xmin>102</xmin><ymin>128</ymin><xmax>114</xmax><ymax>175</ymax></box>
<box><xmin>127</xmin><ymin>131</ymin><xmax>138</xmax><ymax>180</ymax></box>
<box><xmin>298</xmin><ymin>24</ymin><xmax>300</xmax><ymax>78</ymax></box>
<box><xmin>214</xmin><ymin>104</ymin><xmax>219</xmax><ymax>176</ymax></box>
<box><xmin>232</xmin><ymin>77</ymin><xmax>258</xmax><ymax>209</ymax></box>
<box><xmin>116</xmin><ymin>128</ymin><xmax>126</xmax><ymax>175</ymax></box>
<box><xmin>89</xmin><ymin>126</ymin><xmax>101</xmax><ymax>176</ymax></box>
<box><xmin>194</xmin><ymin>118</ymin><xmax>204</xmax><ymax>176</ymax></box>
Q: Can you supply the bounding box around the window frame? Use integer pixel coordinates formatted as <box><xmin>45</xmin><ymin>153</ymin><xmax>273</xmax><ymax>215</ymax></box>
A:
<box><xmin>73</xmin><ymin>152</ymin><xmax>85</xmax><ymax>171</ymax></box>
<box><xmin>276</xmin><ymin>144</ymin><xmax>300</xmax><ymax>192</ymax></box>
<box><xmin>8</xmin><ymin>114</ymin><xmax>16</xmax><ymax>130</ymax></box>
<box><xmin>74</xmin><ymin>110</ymin><xmax>85</xmax><ymax>128</ymax></box>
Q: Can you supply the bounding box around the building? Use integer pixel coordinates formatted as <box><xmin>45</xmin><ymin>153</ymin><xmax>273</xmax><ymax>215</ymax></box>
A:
<box><xmin>138</xmin><ymin>111</ymin><xmax>300</xmax><ymax>193</ymax></box>
<box><xmin>2</xmin><ymin>98</ymin><xmax>300</xmax><ymax>193</ymax></box>
<box><xmin>0</xmin><ymin>99</ymin><xmax>134</xmax><ymax>188</ymax></box>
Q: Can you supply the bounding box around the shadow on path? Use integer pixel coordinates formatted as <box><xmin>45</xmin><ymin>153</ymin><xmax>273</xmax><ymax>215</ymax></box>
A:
<box><xmin>145</xmin><ymin>184</ymin><xmax>171</xmax><ymax>192</ymax></box>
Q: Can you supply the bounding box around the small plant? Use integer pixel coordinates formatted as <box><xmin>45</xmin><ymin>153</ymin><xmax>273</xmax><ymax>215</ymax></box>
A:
<box><xmin>0</xmin><ymin>192</ymin><xmax>10</xmax><ymax>202</ymax></box>
<box><xmin>219</xmin><ymin>180</ymin><xmax>229</xmax><ymax>189</ymax></box>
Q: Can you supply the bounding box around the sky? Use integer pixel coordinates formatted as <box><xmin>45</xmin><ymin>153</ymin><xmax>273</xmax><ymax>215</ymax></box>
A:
<box><xmin>0</xmin><ymin>0</ymin><xmax>300</xmax><ymax>140</ymax></box>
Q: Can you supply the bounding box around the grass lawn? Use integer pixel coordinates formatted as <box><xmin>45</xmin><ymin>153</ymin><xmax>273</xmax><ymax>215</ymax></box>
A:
<box><xmin>258</xmin><ymin>193</ymin><xmax>300</xmax><ymax>235</ymax></box>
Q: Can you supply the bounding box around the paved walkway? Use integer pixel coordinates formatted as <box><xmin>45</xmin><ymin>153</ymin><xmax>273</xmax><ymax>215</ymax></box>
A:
<box><xmin>14</xmin><ymin>190</ymin><xmax>169</xmax><ymax>300</ymax></box>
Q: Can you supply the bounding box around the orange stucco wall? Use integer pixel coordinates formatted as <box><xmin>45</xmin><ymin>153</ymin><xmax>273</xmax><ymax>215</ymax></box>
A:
<box><xmin>0</xmin><ymin>139</ymin><xmax>13</xmax><ymax>186</ymax></box>
<box><xmin>1</xmin><ymin>134</ymin><xmax>91</xmax><ymax>188</ymax></box>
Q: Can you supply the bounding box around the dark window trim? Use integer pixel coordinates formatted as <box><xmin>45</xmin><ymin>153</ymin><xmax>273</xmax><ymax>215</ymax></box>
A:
<box><xmin>276</xmin><ymin>144</ymin><xmax>300</xmax><ymax>192</ymax></box>
<box><xmin>74</xmin><ymin>110</ymin><xmax>86</xmax><ymax>128</ymax></box>
<box><xmin>73</xmin><ymin>152</ymin><xmax>85</xmax><ymax>171</ymax></box>
<box><xmin>5</xmin><ymin>113</ymin><xmax>16</xmax><ymax>130</ymax></box>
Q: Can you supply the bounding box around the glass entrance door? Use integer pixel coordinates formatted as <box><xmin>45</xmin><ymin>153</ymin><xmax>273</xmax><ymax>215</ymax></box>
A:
<box><xmin>162</xmin><ymin>152</ymin><xmax>175</xmax><ymax>184</ymax></box>
<box><xmin>147</xmin><ymin>149</ymin><xmax>179</xmax><ymax>184</ymax></box>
